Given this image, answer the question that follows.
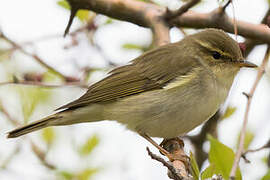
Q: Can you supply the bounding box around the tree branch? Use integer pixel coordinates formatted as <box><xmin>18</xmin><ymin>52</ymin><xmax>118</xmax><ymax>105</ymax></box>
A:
<box><xmin>170</xmin><ymin>8</ymin><xmax>270</xmax><ymax>43</ymax></box>
<box><xmin>229</xmin><ymin>46</ymin><xmax>270</xmax><ymax>179</ymax></box>
<box><xmin>66</xmin><ymin>0</ymin><xmax>170</xmax><ymax>46</ymax></box>
<box><xmin>165</xmin><ymin>0</ymin><xmax>200</xmax><ymax>20</ymax></box>
<box><xmin>65</xmin><ymin>0</ymin><xmax>270</xmax><ymax>45</ymax></box>
<box><xmin>146</xmin><ymin>147</ymin><xmax>190</xmax><ymax>180</ymax></box>
<box><xmin>241</xmin><ymin>8</ymin><xmax>270</xmax><ymax>57</ymax></box>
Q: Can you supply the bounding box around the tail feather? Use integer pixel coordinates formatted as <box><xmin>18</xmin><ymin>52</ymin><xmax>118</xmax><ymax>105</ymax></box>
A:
<box><xmin>7</xmin><ymin>115</ymin><xmax>58</xmax><ymax>138</ymax></box>
<box><xmin>7</xmin><ymin>105</ymin><xmax>104</xmax><ymax>138</ymax></box>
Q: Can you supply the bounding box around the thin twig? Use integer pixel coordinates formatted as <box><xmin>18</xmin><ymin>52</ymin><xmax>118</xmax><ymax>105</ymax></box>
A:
<box><xmin>30</xmin><ymin>141</ymin><xmax>56</xmax><ymax>170</ymax></box>
<box><xmin>0</xmin><ymin>81</ymin><xmax>88</xmax><ymax>89</ymax></box>
<box><xmin>64</xmin><ymin>5</ymin><xmax>79</xmax><ymax>37</ymax></box>
<box><xmin>146</xmin><ymin>147</ymin><xmax>187</xmax><ymax>180</ymax></box>
<box><xmin>0</xmin><ymin>32</ymin><xmax>67</xmax><ymax>79</ymax></box>
<box><xmin>222</xmin><ymin>0</ymin><xmax>232</xmax><ymax>11</ymax></box>
<box><xmin>242</xmin><ymin>139</ymin><xmax>270</xmax><ymax>156</ymax></box>
<box><xmin>218</xmin><ymin>0</ymin><xmax>238</xmax><ymax>40</ymax></box>
<box><xmin>230</xmin><ymin>1</ymin><xmax>238</xmax><ymax>40</ymax></box>
<box><xmin>0</xmin><ymin>144</ymin><xmax>20</xmax><ymax>169</ymax></box>
<box><xmin>0</xmin><ymin>101</ymin><xmax>20</xmax><ymax>126</ymax></box>
<box><xmin>165</xmin><ymin>0</ymin><xmax>200</xmax><ymax>20</ymax></box>
<box><xmin>0</xmin><ymin>19</ymin><xmax>115</xmax><ymax>79</ymax></box>
<box><xmin>1</xmin><ymin>103</ymin><xmax>56</xmax><ymax>170</ymax></box>
<box><xmin>7</xmin><ymin>20</ymin><xmax>95</xmax><ymax>48</ymax></box>
<box><xmin>229</xmin><ymin>46</ymin><xmax>270</xmax><ymax>179</ymax></box>
<box><xmin>241</xmin><ymin>140</ymin><xmax>270</xmax><ymax>163</ymax></box>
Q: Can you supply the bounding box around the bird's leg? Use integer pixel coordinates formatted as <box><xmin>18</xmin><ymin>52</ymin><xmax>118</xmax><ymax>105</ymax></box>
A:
<box><xmin>139</xmin><ymin>133</ymin><xmax>174</xmax><ymax>161</ymax></box>
<box><xmin>160</xmin><ymin>137</ymin><xmax>190</xmax><ymax>167</ymax></box>
<box><xmin>142</xmin><ymin>135</ymin><xmax>191</xmax><ymax>177</ymax></box>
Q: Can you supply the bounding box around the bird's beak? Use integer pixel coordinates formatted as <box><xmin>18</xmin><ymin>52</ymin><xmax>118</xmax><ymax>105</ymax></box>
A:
<box><xmin>236</xmin><ymin>60</ymin><xmax>257</xmax><ymax>68</ymax></box>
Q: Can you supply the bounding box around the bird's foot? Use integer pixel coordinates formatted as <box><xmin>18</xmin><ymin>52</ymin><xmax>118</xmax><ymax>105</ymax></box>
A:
<box><xmin>139</xmin><ymin>133</ymin><xmax>173</xmax><ymax>160</ymax></box>
<box><xmin>141</xmin><ymin>134</ymin><xmax>191</xmax><ymax>178</ymax></box>
<box><xmin>160</xmin><ymin>137</ymin><xmax>190</xmax><ymax>167</ymax></box>
<box><xmin>140</xmin><ymin>133</ymin><xmax>189</xmax><ymax>164</ymax></box>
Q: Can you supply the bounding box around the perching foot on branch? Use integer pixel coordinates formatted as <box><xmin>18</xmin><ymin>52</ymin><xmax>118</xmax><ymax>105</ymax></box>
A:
<box><xmin>145</xmin><ymin>136</ymin><xmax>192</xmax><ymax>180</ymax></box>
<box><xmin>160</xmin><ymin>138</ymin><xmax>190</xmax><ymax>171</ymax></box>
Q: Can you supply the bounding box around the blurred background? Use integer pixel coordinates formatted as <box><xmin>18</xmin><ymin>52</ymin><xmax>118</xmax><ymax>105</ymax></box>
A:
<box><xmin>0</xmin><ymin>0</ymin><xmax>269</xmax><ymax>179</ymax></box>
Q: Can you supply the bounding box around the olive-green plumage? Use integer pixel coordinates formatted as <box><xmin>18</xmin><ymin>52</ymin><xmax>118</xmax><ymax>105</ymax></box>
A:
<box><xmin>7</xmin><ymin>29</ymin><xmax>256</xmax><ymax>138</ymax></box>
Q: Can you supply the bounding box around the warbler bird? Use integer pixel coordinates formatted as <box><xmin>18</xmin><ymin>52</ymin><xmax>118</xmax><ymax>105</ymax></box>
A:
<box><xmin>7</xmin><ymin>29</ymin><xmax>256</xmax><ymax>154</ymax></box>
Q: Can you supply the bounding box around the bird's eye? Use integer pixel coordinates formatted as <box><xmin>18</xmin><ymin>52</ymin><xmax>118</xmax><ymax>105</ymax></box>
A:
<box><xmin>212</xmin><ymin>51</ymin><xmax>221</xmax><ymax>59</ymax></box>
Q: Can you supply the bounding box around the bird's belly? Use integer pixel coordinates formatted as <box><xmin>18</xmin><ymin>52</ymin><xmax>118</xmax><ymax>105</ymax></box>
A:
<box><xmin>104</xmin><ymin>82</ymin><xmax>226</xmax><ymax>138</ymax></box>
<box><xmin>134</xmin><ymin>92</ymin><xmax>220</xmax><ymax>138</ymax></box>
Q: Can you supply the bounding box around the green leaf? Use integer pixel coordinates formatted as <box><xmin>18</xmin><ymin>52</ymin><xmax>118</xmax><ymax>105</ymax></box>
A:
<box><xmin>262</xmin><ymin>156</ymin><xmax>268</xmax><ymax>165</ymax></box>
<box><xmin>202</xmin><ymin>135</ymin><xmax>242</xmax><ymax>180</ymax></box>
<box><xmin>57</xmin><ymin>0</ymin><xmax>70</xmax><ymax>10</ymax></box>
<box><xmin>0</xmin><ymin>49</ymin><xmax>11</xmax><ymax>61</ymax></box>
<box><xmin>77</xmin><ymin>168</ymin><xmax>98</xmax><ymax>180</ymax></box>
<box><xmin>262</xmin><ymin>169</ymin><xmax>270</xmax><ymax>180</ymax></box>
<box><xmin>122</xmin><ymin>43</ymin><xmax>150</xmax><ymax>52</ymax></box>
<box><xmin>104</xmin><ymin>18</ymin><xmax>113</xmax><ymax>25</ymax></box>
<box><xmin>79</xmin><ymin>135</ymin><xmax>99</xmax><ymax>156</ymax></box>
<box><xmin>122</xmin><ymin>43</ymin><xmax>144</xmax><ymax>50</ymax></box>
<box><xmin>221</xmin><ymin>106</ymin><xmax>236</xmax><ymax>120</ymax></box>
<box><xmin>201</xmin><ymin>164</ymin><xmax>216</xmax><ymax>179</ymax></box>
<box><xmin>76</xmin><ymin>10</ymin><xmax>90</xmax><ymax>22</ymax></box>
<box><xmin>43</xmin><ymin>70</ymin><xmax>64</xmax><ymax>83</ymax></box>
<box><xmin>58</xmin><ymin>171</ymin><xmax>74</xmax><ymax>180</ymax></box>
<box><xmin>236</xmin><ymin>130</ymin><xmax>255</xmax><ymax>150</ymax></box>
<box><xmin>41</xmin><ymin>127</ymin><xmax>55</xmax><ymax>145</ymax></box>
<box><xmin>217</xmin><ymin>0</ymin><xmax>226</xmax><ymax>5</ymax></box>
<box><xmin>190</xmin><ymin>151</ymin><xmax>200</xmax><ymax>180</ymax></box>
<box><xmin>57</xmin><ymin>0</ymin><xmax>90</xmax><ymax>22</ymax></box>
<box><xmin>17</xmin><ymin>86</ymin><xmax>51</xmax><ymax>123</ymax></box>
<box><xmin>243</xmin><ymin>131</ymin><xmax>254</xmax><ymax>150</ymax></box>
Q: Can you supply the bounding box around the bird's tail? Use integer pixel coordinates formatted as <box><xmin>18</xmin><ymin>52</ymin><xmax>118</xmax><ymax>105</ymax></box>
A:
<box><xmin>7</xmin><ymin>114</ymin><xmax>62</xmax><ymax>138</ymax></box>
<box><xmin>7</xmin><ymin>105</ymin><xmax>104</xmax><ymax>138</ymax></box>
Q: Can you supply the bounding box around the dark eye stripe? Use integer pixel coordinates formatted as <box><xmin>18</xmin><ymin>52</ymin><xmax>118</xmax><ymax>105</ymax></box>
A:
<box><xmin>212</xmin><ymin>51</ymin><xmax>221</xmax><ymax>59</ymax></box>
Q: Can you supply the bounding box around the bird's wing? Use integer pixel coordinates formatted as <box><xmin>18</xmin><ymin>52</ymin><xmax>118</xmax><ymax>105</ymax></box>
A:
<box><xmin>57</xmin><ymin>43</ymin><xmax>194</xmax><ymax>110</ymax></box>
